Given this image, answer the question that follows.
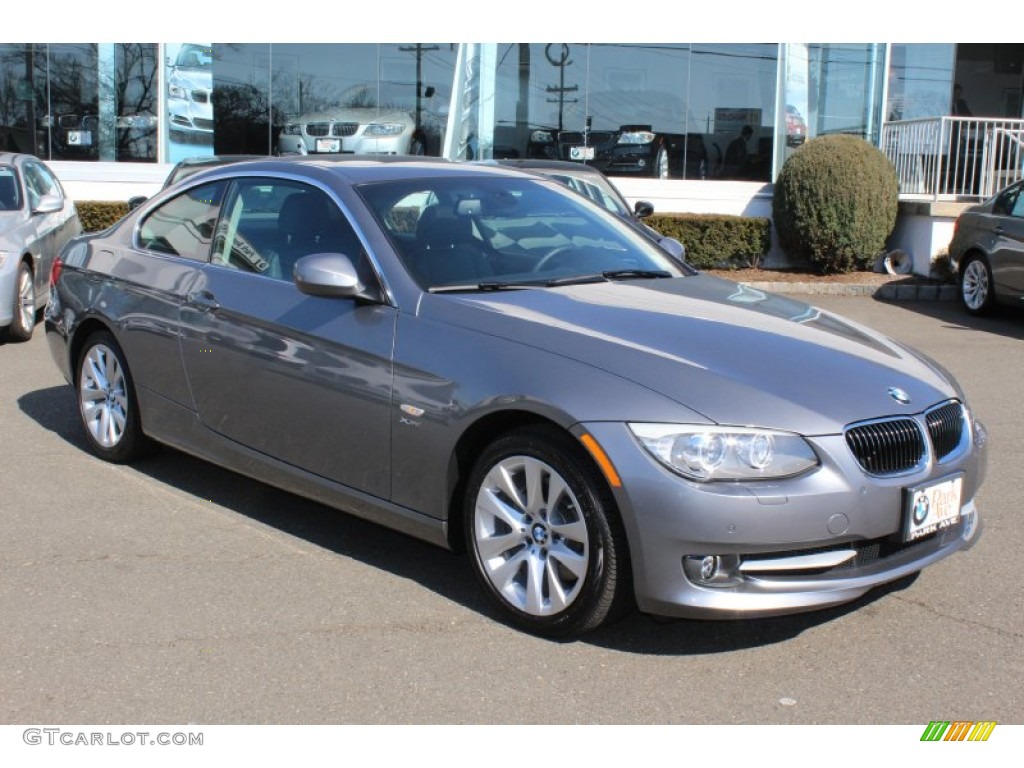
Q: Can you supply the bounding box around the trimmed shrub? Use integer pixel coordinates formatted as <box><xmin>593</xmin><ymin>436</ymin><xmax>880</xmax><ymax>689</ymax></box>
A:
<box><xmin>772</xmin><ymin>135</ymin><xmax>898</xmax><ymax>274</ymax></box>
<box><xmin>646</xmin><ymin>213</ymin><xmax>771</xmax><ymax>270</ymax></box>
<box><xmin>77</xmin><ymin>201</ymin><xmax>130</xmax><ymax>232</ymax></box>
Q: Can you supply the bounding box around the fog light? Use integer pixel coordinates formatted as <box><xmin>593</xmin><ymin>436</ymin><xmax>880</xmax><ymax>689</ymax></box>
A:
<box><xmin>683</xmin><ymin>554</ymin><xmax>741</xmax><ymax>586</ymax></box>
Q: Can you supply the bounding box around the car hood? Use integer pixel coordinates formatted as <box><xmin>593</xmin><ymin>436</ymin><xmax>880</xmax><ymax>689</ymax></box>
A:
<box><xmin>421</xmin><ymin>275</ymin><xmax>961</xmax><ymax>434</ymax></box>
<box><xmin>296</xmin><ymin>107</ymin><xmax>414</xmax><ymax>126</ymax></box>
<box><xmin>169</xmin><ymin>69</ymin><xmax>210</xmax><ymax>91</ymax></box>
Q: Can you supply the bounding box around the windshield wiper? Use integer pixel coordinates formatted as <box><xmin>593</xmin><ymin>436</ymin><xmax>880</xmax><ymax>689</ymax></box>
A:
<box><xmin>428</xmin><ymin>281</ymin><xmax>544</xmax><ymax>293</ymax></box>
<box><xmin>543</xmin><ymin>269</ymin><xmax>673</xmax><ymax>287</ymax></box>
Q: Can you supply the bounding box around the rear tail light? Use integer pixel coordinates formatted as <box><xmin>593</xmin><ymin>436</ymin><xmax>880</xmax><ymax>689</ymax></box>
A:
<box><xmin>49</xmin><ymin>256</ymin><xmax>63</xmax><ymax>287</ymax></box>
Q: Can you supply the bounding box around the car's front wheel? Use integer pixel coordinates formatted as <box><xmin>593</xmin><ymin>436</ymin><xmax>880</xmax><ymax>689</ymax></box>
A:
<box><xmin>464</xmin><ymin>425</ymin><xmax>631</xmax><ymax>637</ymax></box>
<box><xmin>961</xmin><ymin>252</ymin><xmax>997</xmax><ymax>315</ymax></box>
<box><xmin>76</xmin><ymin>331</ymin><xmax>155</xmax><ymax>463</ymax></box>
<box><xmin>5</xmin><ymin>261</ymin><xmax>36</xmax><ymax>342</ymax></box>
<box><xmin>654</xmin><ymin>146</ymin><xmax>670</xmax><ymax>179</ymax></box>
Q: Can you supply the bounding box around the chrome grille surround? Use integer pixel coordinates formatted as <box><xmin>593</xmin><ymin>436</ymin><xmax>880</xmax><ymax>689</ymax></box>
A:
<box><xmin>845</xmin><ymin>400</ymin><xmax>969</xmax><ymax>477</ymax></box>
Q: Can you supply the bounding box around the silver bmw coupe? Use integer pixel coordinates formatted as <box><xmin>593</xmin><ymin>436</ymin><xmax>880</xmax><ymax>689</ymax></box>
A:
<box><xmin>46</xmin><ymin>156</ymin><xmax>986</xmax><ymax>637</ymax></box>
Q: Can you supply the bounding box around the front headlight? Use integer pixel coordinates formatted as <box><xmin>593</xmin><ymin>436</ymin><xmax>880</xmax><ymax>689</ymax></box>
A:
<box><xmin>364</xmin><ymin>123</ymin><xmax>406</xmax><ymax>137</ymax></box>
<box><xmin>530</xmin><ymin>130</ymin><xmax>554</xmax><ymax>143</ymax></box>
<box><xmin>168</xmin><ymin>84</ymin><xmax>187</xmax><ymax>100</ymax></box>
<box><xmin>282</xmin><ymin>123</ymin><xmax>302</xmax><ymax>135</ymax></box>
<box><xmin>618</xmin><ymin>130</ymin><xmax>656</xmax><ymax>145</ymax></box>
<box><xmin>629</xmin><ymin>424</ymin><xmax>819</xmax><ymax>482</ymax></box>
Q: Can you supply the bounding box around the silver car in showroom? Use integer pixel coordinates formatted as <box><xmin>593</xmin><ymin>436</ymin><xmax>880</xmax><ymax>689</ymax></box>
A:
<box><xmin>1</xmin><ymin>152</ymin><xmax>81</xmax><ymax>342</ymax></box>
<box><xmin>46</xmin><ymin>157</ymin><xmax>985</xmax><ymax>637</ymax></box>
<box><xmin>277</xmin><ymin>83</ymin><xmax>444</xmax><ymax>157</ymax></box>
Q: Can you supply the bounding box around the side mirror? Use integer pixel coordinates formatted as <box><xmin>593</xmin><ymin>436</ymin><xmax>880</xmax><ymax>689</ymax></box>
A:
<box><xmin>294</xmin><ymin>252</ymin><xmax>373</xmax><ymax>301</ymax></box>
<box><xmin>423</xmin><ymin>86</ymin><xmax>436</xmax><ymax>98</ymax></box>
<box><xmin>659</xmin><ymin>237</ymin><xmax>686</xmax><ymax>263</ymax></box>
<box><xmin>633</xmin><ymin>200</ymin><xmax>654</xmax><ymax>219</ymax></box>
<box><xmin>127</xmin><ymin>195</ymin><xmax>148</xmax><ymax>211</ymax></box>
<box><xmin>33</xmin><ymin>194</ymin><xmax>64</xmax><ymax>215</ymax></box>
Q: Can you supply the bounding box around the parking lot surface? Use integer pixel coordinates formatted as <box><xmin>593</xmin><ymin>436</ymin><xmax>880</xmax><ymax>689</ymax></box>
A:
<box><xmin>1</xmin><ymin>295</ymin><xmax>1021</xmax><ymax>725</ymax></box>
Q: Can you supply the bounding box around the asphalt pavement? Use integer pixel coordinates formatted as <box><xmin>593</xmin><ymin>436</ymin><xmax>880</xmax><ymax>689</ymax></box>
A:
<box><xmin>0</xmin><ymin>295</ymin><xmax>1021</xmax><ymax>727</ymax></box>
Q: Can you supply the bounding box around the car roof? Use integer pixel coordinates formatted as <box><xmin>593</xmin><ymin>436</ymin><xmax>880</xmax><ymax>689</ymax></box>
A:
<box><xmin>187</xmin><ymin>154</ymin><xmax>534</xmax><ymax>185</ymax></box>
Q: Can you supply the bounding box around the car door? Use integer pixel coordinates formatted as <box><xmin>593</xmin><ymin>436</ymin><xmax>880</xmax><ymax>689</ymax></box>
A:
<box><xmin>990</xmin><ymin>184</ymin><xmax>1024</xmax><ymax>296</ymax></box>
<box><xmin>22</xmin><ymin>160</ymin><xmax>77</xmax><ymax>299</ymax></box>
<box><xmin>177</xmin><ymin>176</ymin><xmax>396</xmax><ymax>499</ymax></box>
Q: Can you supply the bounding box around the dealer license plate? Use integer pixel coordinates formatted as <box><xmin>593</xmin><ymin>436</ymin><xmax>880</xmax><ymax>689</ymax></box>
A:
<box><xmin>316</xmin><ymin>138</ymin><xmax>341</xmax><ymax>153</ymax></box>
<box><xmin>569</xmin><ymin>146</ymin><xmax>595</xmax><ymax>161</ymax></box>
<box><xmin>903</xmin><ymin>474</ymin><xmax>963</xmax><ymax>542</ymax></box>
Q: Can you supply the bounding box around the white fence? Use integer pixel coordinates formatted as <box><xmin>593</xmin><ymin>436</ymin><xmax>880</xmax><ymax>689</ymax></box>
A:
<box><xmin>882</xmin><ymin>117</ymin><xmax>1024</xmax><ymax>201</ymax></box>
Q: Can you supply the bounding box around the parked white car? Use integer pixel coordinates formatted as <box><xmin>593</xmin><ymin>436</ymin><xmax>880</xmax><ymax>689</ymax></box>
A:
<box><xmin>0</xmin><ymin>152</ymin><xmax>81</xmax><ymax>341</ymax></box>
<box><xmin>278</xmin><ymin>83</ymin><xmax>444</xmax><ymax>157</ymax></box>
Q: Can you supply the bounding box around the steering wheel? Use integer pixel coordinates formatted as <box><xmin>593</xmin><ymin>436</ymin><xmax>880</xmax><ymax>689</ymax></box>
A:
<box><xmin>532</xmin><ymin>245</ymin><xmax>580</xmax><ymax>273</ymax></box>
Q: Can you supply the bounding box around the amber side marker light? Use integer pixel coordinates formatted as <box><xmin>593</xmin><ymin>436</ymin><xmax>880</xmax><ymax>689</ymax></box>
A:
<box><xmin>579</xmin><ymin>433</ymin><xmax>622</xmax><ymax>488</ymax></box>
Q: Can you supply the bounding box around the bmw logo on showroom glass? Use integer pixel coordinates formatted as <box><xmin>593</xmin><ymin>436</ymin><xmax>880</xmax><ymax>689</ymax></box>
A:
<box><xmin>888</xmin><ymin>386</ymin><xmax>912</xmax><ymax>405</ymax></box>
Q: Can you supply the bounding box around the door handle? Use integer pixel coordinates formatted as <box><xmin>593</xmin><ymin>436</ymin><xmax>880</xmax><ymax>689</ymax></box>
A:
<box><xmin>187</xmin><ymin>290</ymin><xmax>220</xmax><ymax>312</ymax></box>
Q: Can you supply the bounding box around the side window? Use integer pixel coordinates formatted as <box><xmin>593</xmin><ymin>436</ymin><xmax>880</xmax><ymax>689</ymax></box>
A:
<box><xmin>0</xmin><ymin>167</ymin><xmax>21</xmax><ymax>211</ymax></box>
<box><xmin>138</xmin><ymin>182</ymin><xmax>225</xmax><ymax>260</ymax></box>
<box><xmin>212</xmin><ymin>179</ymin><xmax>364</xmax><ymax>283</ymax></box>
<box><xmin>25</xmin><ymin>162</ymin><xmax>61</xmax><ymax>202</ymax></box>
<box><xmin>1010</xmin><ymin>188</ymin><xmax>1024</xmax><ymax>218</ymax></box>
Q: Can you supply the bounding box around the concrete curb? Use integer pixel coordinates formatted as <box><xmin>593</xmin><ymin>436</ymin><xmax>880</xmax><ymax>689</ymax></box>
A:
<box><xmin>737</xmin><ymin>281</ymin><xmax>960</xmax><ymax>301</ymax></box>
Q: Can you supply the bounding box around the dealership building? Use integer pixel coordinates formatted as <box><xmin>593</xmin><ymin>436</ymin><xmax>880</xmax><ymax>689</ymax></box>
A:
<box><xmin>3</xmin><ymin>42</ymin><xmax>1021</xmax><ymax>271</ymax></box>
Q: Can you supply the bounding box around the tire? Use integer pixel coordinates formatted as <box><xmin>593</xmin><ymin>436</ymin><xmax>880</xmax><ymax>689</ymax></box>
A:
<box><xmin>960</xmin><ymin>252</ymin><xmax>997</xmax><ymax>316</ymax></box>
<box><xmin>75</xmin><ymin>331</ymin><xmax>155</xmax><ymax>463</ymax></box>
<box><xmin>464</xmin><ymin>425</ymin><xmax>632</xmax><ymax>637</ymax></box>
<box><xmin>409</xmin><ymin>137</ymin><xmax>427</xmax><ymax>156</ymax></box>
<box><xmin>6</xmin><ymin>261</ymin><xmax>36</xmax><ymax>342</ymax></box>
<box><xmin>654</xmin><ymin>146</ymin><xmax>670</xmax><ymax>179</ymax></box>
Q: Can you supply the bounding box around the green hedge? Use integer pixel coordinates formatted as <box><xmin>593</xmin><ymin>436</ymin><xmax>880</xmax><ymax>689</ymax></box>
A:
<box><xmin>75</xmin><ymin>201</ymin><xmax>772</xmax><ymax>271</ymax></box>
<box><xmin>647</xmin><ymin>213</ymin><xmax>772</xmax><ymax>270</ymax></box>
<box><xmin>77</xmin><ymin>201</ymin><xmax>131</xmax><ymax>232</ymax></box>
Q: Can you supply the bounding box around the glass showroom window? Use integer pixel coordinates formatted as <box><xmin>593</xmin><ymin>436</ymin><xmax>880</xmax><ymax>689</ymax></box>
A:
<box><xmin>270</xmin><ymin>43</ymin><xmax>456</xmax><ymax>160</ymax></box>
<box><xmin>0</xmin><ymin>43</ymin><xmax>157</xmax><ymax>162</ymax></box>
<box><xmin>886</xmin><ymin>44</ymin><xmax>955</xmax><ymax>121</ymax></box>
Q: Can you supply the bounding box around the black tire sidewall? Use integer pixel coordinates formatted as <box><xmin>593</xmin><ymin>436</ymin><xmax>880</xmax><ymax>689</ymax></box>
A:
<box><xmin>463</xmin><ymin>425</ymin><xmax>628</xmax><ymax>637</ymax></box>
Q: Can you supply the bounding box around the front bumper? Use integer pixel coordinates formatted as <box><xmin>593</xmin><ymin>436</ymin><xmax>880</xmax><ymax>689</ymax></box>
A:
<box><xmin>277</xmin><ymin>131</ymin><xmax>411</xmax><ymax>156</ymax></box>
<box><xmin>581</xmin><ymin>417</ymin><xmax>986</xmax><ymax>620</ymax></box>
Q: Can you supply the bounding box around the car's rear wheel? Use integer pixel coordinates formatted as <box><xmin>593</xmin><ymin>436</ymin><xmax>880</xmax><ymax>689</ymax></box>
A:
<box><xmin>76</xmin><ymin>331</ymin><xmax>154</xmax><ymax>463</ymax></box>
<box><xmin>464</xmin><ymin>425</ymin><xmax>631</xmax><ymax>637</ymax></box>
<box><xmin>6</xmin><ymin>261</ymin><xmax>36</xmax><ymax>342</ymax></box>
<box><xmin>961</xmin><ymin>253</ymin><xmax>996</xmax><ymax>315</ymax></box>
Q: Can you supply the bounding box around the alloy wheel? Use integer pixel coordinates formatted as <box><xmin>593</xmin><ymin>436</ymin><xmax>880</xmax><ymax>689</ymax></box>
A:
<box><xmin>962</xmin><ymin>257</ymin><xmax>991</xmax><ymax>312</ymax></box>
<box><xmin>79</xmin><ymin>343</ymin><xmax>129</xmax><ymax>449</ymax></box>
<box><xmin>472</xmin><ymin>455</ymin><xmax>590</xmax><ymax>617</ymax></box>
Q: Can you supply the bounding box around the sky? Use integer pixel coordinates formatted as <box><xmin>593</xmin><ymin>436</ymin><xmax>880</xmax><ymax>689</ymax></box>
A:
<box><xmin>2</xmin><ymin>1</ymin><xmax>998</xmax><ymax>44</ymax></box>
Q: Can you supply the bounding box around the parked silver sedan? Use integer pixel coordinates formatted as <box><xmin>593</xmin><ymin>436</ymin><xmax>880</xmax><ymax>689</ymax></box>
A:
<box><xmin>1</xmin><ymin>152</ymin><xmax>81</xmax><ymax>341</ymax></box>
<box><xmin>949</xmin><ymin>178</ymin><xmax>1024</xmax><ymax>315</ymax></box>
<box><xmin>46</xmin><ymin>156</ymin><xmax>986</xmax><ymax>637</ymax></box>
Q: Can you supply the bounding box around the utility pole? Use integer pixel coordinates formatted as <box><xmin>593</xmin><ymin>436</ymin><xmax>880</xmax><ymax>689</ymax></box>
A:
<box><xmin>544</xmin><ymin>44</ymin><xmax>577</xmax><ymax>132</ymax></box>
<box><xmin>398</xmin><ymin>44</ymin><xmax>440</xmax><ymax>128</ymax></box>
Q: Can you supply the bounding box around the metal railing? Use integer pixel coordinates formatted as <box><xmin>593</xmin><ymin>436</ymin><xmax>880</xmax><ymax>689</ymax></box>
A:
<box><xmin>881</xmin><ymin>117</ymin><xmax>1024</xmax><ymax>201</ymax></box>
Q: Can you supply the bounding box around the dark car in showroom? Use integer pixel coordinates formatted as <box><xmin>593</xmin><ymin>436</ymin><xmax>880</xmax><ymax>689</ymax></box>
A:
<box><xmin>526</xmin><ymin>91</ymin><xmax>709</xmax><ymax>179</ymax></box>
<box><xmin>46</xmin><ymin>156</ymin><xmax>985</xmax><ymax>637</ymax></box>
<box><xmin>949</xmin><ymin>178</ymin><xmax>1024</xmax><ymax>315</ymax></box>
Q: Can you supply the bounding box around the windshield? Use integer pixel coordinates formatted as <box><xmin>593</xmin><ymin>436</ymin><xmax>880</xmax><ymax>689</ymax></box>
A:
<box><xmin>175</xmin><ymin>45</ymin><xmax>213</xmax><ymax>70</ymax></box>
<box><xmin>358</xmin><ymin>175</ymin><xmax>684</xmax><ymax>290</ymax></box>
